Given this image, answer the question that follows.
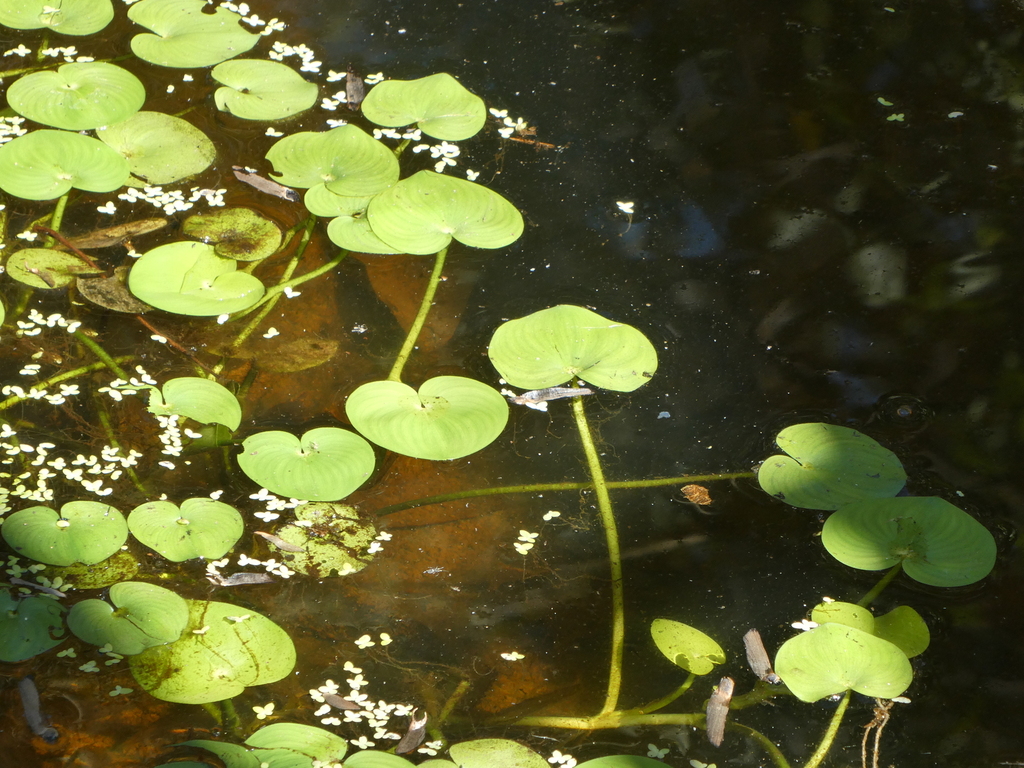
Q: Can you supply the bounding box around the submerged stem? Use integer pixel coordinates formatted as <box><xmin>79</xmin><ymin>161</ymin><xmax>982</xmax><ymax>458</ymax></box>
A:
<box><xmin>0</xmin><ymin>358</ymin><xmax>131</xmax><ymax>412</ymax></box>
<box><xmin>632</xmin><ymin>673</ymin><xmax>696</xmax><ymax>714</ymax></box>
<box><xmin>387</xmin><ymin>246</ymin><xmax>448</xmax><ymax>382</ymax></box>
<box><xmin>857</xmin><ymin>562</ymin><xmax>903</xmax><ymax>608</ymax></box>
<box><xmin>73</xmin><ymin>331</ymin><xmax>130</xmax><ymax>380</ymax></box>
<box><xmin>802</xmin><ymin>689</ymin><xmax>851</xmax><ymax>768</ymax></box>
<box><xmin>48</xmin><ymin>194</ymin><xmax>69</xmax><ymax>238</ymax></box>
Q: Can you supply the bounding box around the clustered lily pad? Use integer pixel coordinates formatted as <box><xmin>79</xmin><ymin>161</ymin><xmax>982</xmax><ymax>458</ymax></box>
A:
<box><xmin>67</xmin><ymin>581</ymin><xmax>189</xmax><ymax>655</ymax></box>
<box><xmin>212</xmin><ymin>59</ymin><xmax>319</xmax><ymax>120</ymax></box>
<box><xmin>0</xmin><ymin>0</ymin><xmax>114</xmax><ymax>35</ymax></box>
<box><xmin>146</xmin><ymin>376</ymin><xmax>242</xmax><ymax>431</ymax></box>
<box><xmin>128</xmin><ymin>498</ymin><xmax>244</xmax><ymax>561</ymax></box>
<box><xmin>0</xmin><ymin>130</ymin><xmax>130</xmax><ymax>201</ymax></box>
<box><xmin>7</xmin><ymin>62</ymin><xmax>145</xmax><ymax>131</ymax></box>
<box><xmin>361</xmin><ymin>73</ymin><xmax>487</xmax><ymax>141</ymax></box>
<box><xmin>266</xmin><ymin>124</ymin><xmax>400</xmax><ymax>196</ymax></box>
<box><xmin>96</xmin><ymin>111</ymin><xmax>216</xmax><ymax>186</ymax></box>
<box><xmin>2</xmin><ymin>501</ymin><xmax>128</xmax><ymax>566</ymax></box>
<box><xmin>128</xmin><ymin>0</ymin><xmax>260</xmax><ymax>68</ymax></box>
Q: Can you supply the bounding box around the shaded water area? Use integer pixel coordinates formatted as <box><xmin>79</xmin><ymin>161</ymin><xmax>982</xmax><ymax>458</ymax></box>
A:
<box><xmin>2</xmin><ymin>0</ymin><xmax>1024</xmax><ymax>767</ymax></box>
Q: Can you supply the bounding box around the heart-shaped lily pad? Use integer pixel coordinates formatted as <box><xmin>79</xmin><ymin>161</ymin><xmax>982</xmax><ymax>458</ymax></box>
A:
<box><xmin>0</xmin><ymin>0</ymin><xmax>113</xmax><ymax>35</ymax></box>
<box><xmin>2</xmin><ymin>502</ymin><xmax>128</xmax><ymax>566</ymax></box>
<box><xmin>758</xmin><ymin>423</ymin><xmax>907</xmax><ymax>510</ymax></box>
<box><xmin>361</xmin><ymin>73</ymin><xmax>486</xmax><ymax>141</ymax></box>
<box><xmin>128</xmin><ymin>498</ymin><xmax>244</xmax><ymax>562</ymax></box>
<box><xmin>129</xmin><ymin>599</ymin><xmax>295</xmax><ymax>704</ymax></box>
<box><xmin>183</xmin><ymin>208</ymin><xmax>282</xmax><ymax>262</ymax></box>
<box><xmin>266</xmin><ymin>124</ymin><xmax>399</xmax><ymax>196</ymax></box>
<box><xmin>810</xmin><ymin>600</ymin><xmax>875</xmax><ymax>634</ymax></box>
<box><xmin>346</xmin><ymin>376</ymin><xmax>509</xmax><ymax>461</ymax></box>
<box><xmin>128</xmin><ymin>0</ymin><xmax>260</xmax><ymax>68</ymax></box>
<box><xmin>244</xmin><ymin>723</ymin><xmax>349</xmax><ymax>762</ymax></box>
<box><xmin>447</xmin><ymin>740</ymin><xmax>548</xmax><ymax>768</ymax></box>
<box><xmin>8</xmin><ymin>62</ymin><xmax>145</xmax><ymax>130</ymax></box>
<box><xmin>303</xmin><ymin>185</ymin><xmax>373</xmax><ymax>218</ymax></box>
<box><xmin>326</xmin><ymin>212</ymin><xmax>403</xmax><ymax>254</ymax></box>
<box><xmin>237</xmin><ymin>427</ymin><xmax>375</xmax><ymax>501</ymax></box>
<box><xmin>96</xmin><ymin>111</ymin><xmax>215</xmax><ymax>186</ymax></box>
<box><xmin>774</xmin><ymin>622</ymin><xmax>913</xmax><ymax>702</ymax></box>
<box><xmin>821</xmin><ymin>496</ymin><xmax>997</xmax><ymax>587</ymax></box>
<box><xmin>6</xmin><ymin>248</ymin><xmax>105</xmax><ymax>289</ymax></box>
<box><xmin>67</xmin><ymin>581</ymin><xmax>189</xmax><ymax>655</ymax></box>
<box><xmin>213</xmin><ymin>59</ymin><xmax>319</xmax><ymax>120</ymax></box>
<box><xmin>873</xmin><ymin>605</ymin><xmax>930</xmax><ymax>658</ymax></box>
<box><xmin>488</xmin><ymin>305</ymin><xmax>659</xmax><ymax>392</ymax></box>
<box><xmin>366</xmin><ymin>170</ymin><xmax>523</xmax><ymax>255</ymax></box>
<box><xmin>128</xmin><ymin>241</ymin><xmax>265</xmax><ymax>316</ymax></box>
<box><xmin>0</xmin><ymin>589</ymin><xmax>66</xmax><ymax>662</ymax></box>
<box><xmin>650</xmin><ymin>618</ymin><xmax>726</xmax><ymax>675</ymax></box>
<box><xmin>575</xmin><ymin>759</ymin><xmax>669</xmax><ymax>768</ymax></box>
<box><xmin>268</xmin><ymin>502</ymin><xmax>377</xmax><ymax>578</ymax></box>
<box><xmin>0</xmin><ymin>130</ymin><xmax>130</xmax><ymax>201</ymax></box>
<box><xmin>147</xmin><ymin>376</ymin><xmax>242</xmax><ymax>431</ymax></box>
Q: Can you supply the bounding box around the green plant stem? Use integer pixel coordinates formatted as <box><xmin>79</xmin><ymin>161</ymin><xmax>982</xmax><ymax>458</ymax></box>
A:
<box><xmin>857</xmin><ymin>563</ymin><xmax>903</xmax><ymax>608</ymax></box>
<box><xmin>220</xmin><ymin>698</ymin><xmax>241</xmax><ymax>734</ymax></box>
<box><xmin>92</xmin><ymin>391</ymin><xmax>147</xmax><ymax>493</ymax></box>
<box><xmin>632</xmin><ymin>673</ymin><xmax>696</xmax><ymax>714</ymax></box>
<box><xmin>436</xmin><ymin>678</ymin><xmax>471</xmax><ymax>727</ymax></box>
<box><xmin>802</xmin><ymin>689</ymin><xmax>851</xmax><ymax>768</ymax></box>
<box><xmin>569</xmin><ymin>393</ymin><xmax>624</xmax><ymax>715</ymax></box>
<box><xmin>731</xmin><ymin>722</ymin><xmax>793</xmax><ymax>768</ymax></box>
<box><xmin>0</xmin><ymin>357</ymin><xmax>132</xmax><ymax>412</ymax></box>
<box><xmin>73</xmin><ymin>331</ymin><xmax>131</xmax><ymax>379</ymax></box>
<box><xmin>387</xmin><ymin>245</ymin><xmax>449</xmax><ymax>382</ymax></box>
<box><xmin>48</xmin><ymin>193</ymin><xmax>69</xmax><ymax>238</ymax></box>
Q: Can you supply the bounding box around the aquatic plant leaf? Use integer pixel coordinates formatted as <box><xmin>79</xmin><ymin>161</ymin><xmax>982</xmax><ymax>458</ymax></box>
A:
<box><xmin>758</xmin><ymin>423</ymin><xmax>907</xmax><ymax>510</ymax></box>
<box><xmin>344</xmin><ymin>752</ymin><xmax>415</xmax><ymax>767</ymax></box>
<box><xmin>96</xmin><ymin>111</ymin><xmax>215</xmax><ymax>186</ymax></box>
<box><xmin>304</xmin><ymin>185</ymin><xmax>373</xmax><ymax>218</ymax></box>
<box><xmin>366</xmin><ymin>170</ymin><xmax>523</xmax><ymax>254</ymax></box>
<box><xmin>575</xmin><ymin>758</ymin><xmax>672</xmax><ymax>768</ymax></box>
<box><xmin>650</xmin><ymin>618</ymin><xmax>726</xmax><ymax>675</ymax></box>
<box><xmin>346</xmin><ymin>376</ymin><xmax>509</xmax><ymax>460</ymax></box>
<box><xmin>327</xmin><ymin>213</ymin><xmax>402</xmax><ymax>254</ymax></box>
<box><xmin>128</xmin><ymin>0</ymin><xmax>259</xmax><ymax>68</ymax></box>
<box><xmin>417</xmin><ymin>762</ymin><xmax>457</xmax><ymax>768</ymax></box>
<box><xmin>47</xmin><ymin>550</ymin><xmax>140</xmax><ymax>589</ymax></box>
<box><xmin>488</xmin><ymin>305</ymin><xmax>659</xmax><ymax>391</ymax></box>
<box><xmin>266</xmin><ymin>125</ymin><xmax>399</xmax><ymax>195</ymax></box>
<box><xmin>361</xmin><ymin>73</ymin><xmax>486</xmax><ymax>141</ymax></box>
<box><xmin>245</xmin><ymin>723</ymin><xmax>348</xmax><ymax>762</ymax></box>
<box><xmin>0</xmin><ymin>0</ymin><xmax>113</xmax><ymax>35</ymax></box>
<box><xmin>129</xmin><ymin>599</ymin><xmax>295</xmax><ymax>704</ymax></box>
<box><xmin>0</xmin><ymin>130</ymin><xmax>130</xmax><ymax>200</ymax></box>
<box><xmin>873</xmin><ymin>605</ymin><xmax>930</xmax><ymax>658</ymax></box>
<box><xmin>6</xmin><ymin>248</ymin><xmax>104</xmax><ymax>289</ymax></box>
<box><xmin>2</xmin><ymin>502</ymin><xmax>127</xmax><ymax>566</ymax></box>
<box><xmin>821</xmin><ymin>496</ymin><xmax>996</xmax><ymax>587</ymax></box>
<box><xmin>8</xmin><ymin>62</ymin><xmax>144</xmax><ymax>130</ymax></box>
<box><xmin>154</xmin><ymin>762</ymin><xmax>217</xmax><ymax>768</ymax></box>
<box><xmin>213</xmin><ymin>59</ymin><xmax>319</xmax><ymax>120</ymax></box>
<box><xmin>237</xmin><ymin>427</ymin><xmax>375</xmax><ymax>501</ymax></box>
<box><xmin>147</xmin><ymin>376</ymin><xmax>242</xmax><ymax>430</ymax></box>
<box><xmin>774</xmin><ymin>622</ymin><xmax>913</xmax><ymax>702</ymax></box>
<box><xmin>183</xmin><ymin>208</ymin><xmax>283</xmax><ymax>262</ymax></box>
<box><xmin>128</xmin><ymin>241</ymin><xmax>265</xmax><ymax>316</ymax></box>
<box><xmin>447</xmin><ymin>739</ymin><xmax>548</xmax><ymax>768</ymax></box>
<box><xmin>67</xmin><ymin>581</ymin><xmax>189</xmax><ymax>655</ymax></box>
<box><xmin>0</xmin><ymin>589</ymin><xmax>66</xmax><ymax>662</ymax></box>
<box><xmin>0</xmin><ymin>297</ymin><xmax>5</xmax><ymax>326</ymax></box>
<box><xmin>179</xmin><ymin>740</ymin><xmax>260</xmax><ymax>768</ymax></box>
<box><xmin>128</xmin><ymin>498</ymin><xmax>244</xmax><ymax>562</ymax></box>
<box><xmin>810</xmin><ymin>601</ymin><xmax>874</xmax><ymax>634</ymax></box>
<box><xmin>270</xmin><ymin>502</ymin><xmax>377</xmax><ymax>578</ymax></box>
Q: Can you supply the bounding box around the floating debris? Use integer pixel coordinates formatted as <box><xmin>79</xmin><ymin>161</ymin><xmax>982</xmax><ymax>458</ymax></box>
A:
<box><xmin>706</xmin><ymin>676</ymin><xmax>734</xmax><ymax>747</ymax></box>
<box><xmin>743</xmin><ymin>628</ymin><xmax>781</xmax><ymax>684</ymax></box>
<box><xmin>18</xmin><ymin>676</ymin><xmax>58</xmax><ymax>743</ymax></box>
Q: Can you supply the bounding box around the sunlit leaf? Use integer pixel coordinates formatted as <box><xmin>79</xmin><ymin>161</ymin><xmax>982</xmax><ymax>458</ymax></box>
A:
<box><xmin>67</xmin><ymin>581</ymin><xmax>189</xmax><ymax>655</ymax></box>
<box><xmin>8</xmin><ymin>62</ymin><xmax>144</xmax><ymax>130</ymax></box>
<box><xmin>650</xmin><ymin>618</ymin><xmax>725</xmax><ymax>675</ymax></box>
<box><xmin>1</xmin><ymin>502</ymin><xmax>127</xmax><ymax>566</ymax></box>
<box><xmin>128</xmin><ymin>498</ymin><xmax>244</xmax><ymax>562</ymax></box>
<box><xmin>245</xmin><ymin>723</ymin><xmax>348</xmax><ymax>762</ymax></box>
<box><xmin>266</xmin><ymin>125</ymin><xmax>399</xmax><ymax>196</ymax></box>
<box><xmin>0</xmin><ymin>0</ymin><xmax>114</xmax><ymax>35</ymax></box>
<box><xmin>147</xmin><ymin>376</ymin><xmax>242</xmax><ymax>430</ymax></box>
<box><xmin>0</xmin><ymin>130</ymin><xmax>130</xmax><ymax>201</ymax></box>
<box><xmin>129</xmin><ymin>0</ymin><xmax>259</xmax><ymax>68</ymax></box>
<box><xmin>97</xmin><ymin>111</ymin><xmax>216</xmax><ymax>186</ymax></box>
<box><xmin>213</xmin><ymin>59</ymin><xmax>319</xmax><ymax>120</ymax></box>
<box><xmin>361</xmin><ymin>73</ymin><xmax>486</xmax><ymax>141</ymax></box>
<box><xmin>447</xmin><ymin>740</ymin><xmax>548</xmax><ymax>768</ymax></box>
<box><xmin>183</xmin><ymin>208</ymin><xmax>283</xmax><ymax>262</ymax></box>
<box><xmin>6</xmin><ymin>248</ymin><xmax>104</xmax><ymax>289</ymax></box>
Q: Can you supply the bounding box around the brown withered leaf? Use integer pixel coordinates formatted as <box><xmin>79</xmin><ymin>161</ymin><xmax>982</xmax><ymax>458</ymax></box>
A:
<box><xmin>232</xmin><ymin>166</ymin><xmax>300</xmax><ymax>202</ymax></box>
<box><xmin>216</xmin><ymin>336</ymin><xmax>340</xmax><ymax>373</ymax></box>
<box><xmin>65</xmin><ymin>218</ymin><xmax>169</xmax><ymax>250</ymax></box>
<box><xmin>681</xmin><ymin>484</ymin><xmax>713</xmax><ymax>505</ymax></box>
<box><xmin>77</xmin><ymin>266</ymin><xmax>152</xmax><ymax>313</ymax></box>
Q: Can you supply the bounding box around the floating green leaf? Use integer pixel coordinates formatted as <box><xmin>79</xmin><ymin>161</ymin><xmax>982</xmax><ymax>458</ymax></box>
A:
<box><xmin>774</xmin><ymin>623</ymin><xmax>913</xmax><ymax>702</ymax></box>
<box><xmin>67</xmin><ymin>581</ymin><xmax>189</xmax><ymax>655</ymax></box>
<box><xmin>183</xmin><ymin>208</ymin><xmax>283</xmax><ymax>262</ymax></box>
<box><xmin>366</xmin><ymin>171</ymin><xmax>523</xmax><ymax>254</ymax></box>
<box><xmin>821</xmin><ymin>496</ymin><xmax>996</xmax><ymax>587</ymax></box>
<box><xmin>147</xmin><ymin>376</ymin><xmax>242</xmax><ymax>430</ymax></box>
<box><xmin>304</xmin><ymin>186</ymin><xmax>373</xmax><ymax>218</ymax></box>
<box><xmin>266</xmin><ymin>125</ymin><xmax>399</xmax><ymax>196</ymax></box>
<box><xmin>361</xmin><ymin>73</ymin><xmax>486</xmax><ymax>141</ymax></box>
<box><xmin>0</xmin><ymin>589</ymin><xmax>66</xmax><ymax>662</ymax></box>
<box><xmin>269</xmin><ymin>503</ymin><xmax>377</xmax><ymax>578</ymax></box>
<box><xmin>326</xmin><ymin>213</ymin><xmax>401</xmax><ymax>255</ymax></box>
<box><xmin>128</xmin><ymin>0</ymin><xmax>259</xmax><ymax>68</ymax></box>
<box><xmin>810</xmin><ymin>601</ymin><xmax>874</xmax><ymax>634</ymax></box>
<box><xmin>213</xmin><ymin>59</ymin><xmax>319</xmax><ymax>120</ymax></box>
<box><xmin>346</xmin><ymin>376</ymin><xmax>508</xmax><ymax>461</ymax></box>
<box><xmin>873</xmin><ymin>605</ymin><xmax>930</xmax><ymax>658</ymax></box>
<box><xmin>179</xmin><ymin>740</ymin><xmax>260</xmax><ymax>768</ymax></box>
<box><xmin>447</xmin><ymin>740</ymin><xmax>548</xmax><ymax>768</ymax></box>
<box><xmin>345</xmin><ymin>752</ymin><xmax>416</xmax><ymax>767</ymax></box>
<box><xmin>488</xmin><ymin>305</ymin><xmax>659</xmax><ymax>391</ymax></box>
<box><xmin>576</xmin><ymin>759</ymin><xmax>672</xmax><ymax>768</ymax></box>
<box><xmin>2</xmin><ymin>502</ymin><xmax>127</xmax><ymax>566</ymax></box>
<box><xmin>6</xmin><ymin>248</ymin><xmax>104</xmax><ymax>289</ymax></box>
<box><xmin>245</xmin><ymin>723</ymin><xmax>348</xmax><ymax>763</ymax></box>
<box><xmin>650</xmin><ymin>618</ymin><xmax>726</xmax><ymax>675</ymax></box>
<box><xmin>129</xmin><ymin>599</ymin><xmax>295</xmax><ymax>704</ymax></box>
<box><xmin>0</xmin><ymin>0</ymin><xmax>114</xmax><ymax>35</ymax></box>
<box><xmin>758</xmin><ymin>423</ymin><xmax>907</xmax><ymax>510</ymax></box>
<box><xmin>237</xmin><ymin>427</ymin><xmax>375</xmax><ymax>501</ymax></box>
<box><xmin>97</xmin><ymin>111</ymin><xmax>215</xmax><ymax>186</ymax></box>
<box><xmin>7</xmin><ymin>62</ymin><xmax>144</xmax><ymax>130</ymax></box>
<box><xmin>0</xmin><ymin>130</ymin><xmax>130</xmax><ymax>201</ymax></box>
<box><xmin>128</xmin><ymin>241</ymin><xmax>265</xmax><ymax>316</ymax></box>
<box><xmin>128</xmin><ymin>498</ymin><xmax>244</xmax><ymax>562</ymax></box>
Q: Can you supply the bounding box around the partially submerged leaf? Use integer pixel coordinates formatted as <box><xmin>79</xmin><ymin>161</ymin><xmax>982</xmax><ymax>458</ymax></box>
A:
<box><xmin>6</xmin><ymin>248</ymin><xmax>104</xmax><ymax>289</ymax></box>
<box><xmin>66</xmin><ymin>218</ymin><xmax>170</xmax><ymax>250</ymax></box>
<box><xmin>0</xmin><ymin>590</ymin><xmax>66</xmax><ymax>663</ymax></box>
<box><xmin>650</xmin><ymin>618</ymin><xmax>726</xmax><ymax>675</ymax></box>
<box><xmin>183</xmin><ymin>208</ymin><xmax>282</xmax><ymax>262</ymax></box>
<box><xmin>447</xmin><ymin>740</ymin><xmax>548</xmax><ymax>768</ymax></box>
<box><xmin>269</xmin><ymin>502</ymin><xmax>377</xmax><ymax>578</ymax></box>
<box><xmin>78</xmin><ymin>266</ymin><xmax>153</xmax><ymax>313</ymax></box>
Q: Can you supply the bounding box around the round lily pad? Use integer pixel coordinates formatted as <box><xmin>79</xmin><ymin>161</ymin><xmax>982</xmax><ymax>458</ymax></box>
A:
<box><xmin>821</xmin><ymin>496</ymin><xmax>997</xmax><ymax>587</ymax></box>
<box><xmin>447</xmin><ymin>740</ymin><xmax>547</xmax><ymax>768</ymax></box>
<box><xmin>650</xmin><ymin>618</ymin><xmax>726</xmax><ymax>675</ymax></box>
<box><xmin>270</xmin><ymin>502</ymin><xmax>377</xmax><ymax>578</ymax></box>
<box><xmin>213</xmin><ymin>59</ymin><xmax>319</xmax><ymax>120</ymax></box>
<box><xmin>0</xmin><ymin>130</ymin><xmax>130</xmax><ymax>201</ymax></box>
<box><xmin>237</xmin><ymin>427</ymin><xmax>375</xmax><ymax>501</ymax></box>
<box><xmin>96</xmin><ymin>111</ymin><xmax>215</xmax><ymax>186</ymax></box>
<box><xmin>147</xmin><ymin>376</ymin><xmax>242</xmax><ymax>430</ymax></box>
<box><xmin>128</xmin><ymin>0</ymin><xmax>260</xmax><ymax>68</ymax></box>
<box><xmin>177</xmin><ymin>741</ymin><xmax>259</xmax><ymax>768</ymax></box>
<box><xmin>361</xmin><ymin>73</ymin><xmax>486</xmax><ymax>141</ymax></box>
<box><xmin>758</xmin><ymin>423</ymin><xmax>908</xmax><ymax>510</ymax></box>
<box><xmin>366</xmin><ymin>170</ymin><xmax>523</xmax><ymax>255</ymax></box>
<box><xmin>128</xmin><ymin>241</ymin><xmax>265</xmax><ymax>316</ymax></box>
<box><xmin>0</xmin><ymin>589</ymin><xmax>66</xmax><ymax>662</ymax></box>
<box><xmin>8</xmin><ymin>62</ymin><xmax>145</xmax><ymax>130</ymax></box>
<box><xmin>244</xmin><ymin>722</ymin><xmax>348</xmax><ymax>762</ymax></box>
<box><xmin>129</xmin><ymin>599</ymin><xmax>295</xmax><ymax>704</ymax></box>
<box><xmin>488</xmin><ymin>305</ymin><xmax>659</xmax><ymax>392</ymax></box>
<box><xmin>128</xmin><ymin>498</ymin><xmax>244</xmax><ymax>562</ymax></box>
<box><xmin>6</xmin><ymin>248</ymin><xmax>105</xmax><ymax>289</ymax></box>
<box><xmin>0</xmin><ymin>0</ymin><xmax>114</xmax><ymax>35</ymax></box>
<box><xmin>774</xmin><ymin>622</ymin><xmax>913</xmax><ymax>702</ymax></box>
<box><xmin>873</xmin><ymin>605</ymin><xmax>930</xmax><ymax>658</ymax></box>
<box><xmin>265</xmin><ymin>125</ymin><xmax>399</xmax><ymax>196</ymax></box>
<box><xmin>67</xmin><ymin>581</ymin><xmax>189</xmax><ymax>655</ymax></box>
<box><xmin>183</xmin><ymin>208</ymin><xmax>282</xmax><ymax>262</ymax></box>
<box><xmin>346</xmin><ymin>376</ymin><xmax>509</xmax><ymax>461</ymax></box>
<box><xmin>2</xmin><ymin>502</ymin><xmax>128</xmax><ymax>566</ymax></box>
